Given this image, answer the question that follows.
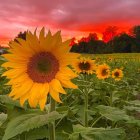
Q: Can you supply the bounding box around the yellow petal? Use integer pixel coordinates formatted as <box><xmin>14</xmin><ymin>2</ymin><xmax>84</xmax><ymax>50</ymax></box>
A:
<box><xmin>50</xmin><ymin>79</ymin><xmax>66</xmax><ymax>94</ymax></box>
<box><xmin>2</xmin><ymin>62</ymin><xmax>26</xmax><ymax>69</ymax></box>
<box><xmin>39</xmin><ymin>97</ymin><xmax>47</xmax><ymax>111</ymax></box>
<box><xmin>59</xmin><ymin>53</ymin><xmax>80</xmax><ymax>66</ymax></box>
<box><xmin>52</xmin><ymin>31</ymin><xmax>62</xmax><ymax>45</ymax></box>
<box><xmin>39</xmin><ymin>27</ymin><xmax>45</xmax><ymax>41</ymax></box>
<box><xmin>9</xmin><ymin>89</ymin><xmax>17</xmax><ymax>97</ymax></box>
<box><xmin>12</xmin><ymin>80</ymin><xmax>33</xmax><ymax>100</ymax></box>
<box><xmin>28</xmin><ymin>97</ymin><xmax>38</xmax><ymax>108</ymax></box>
<box><xmin>8</xmin><ymin>47</ymin><xmax>32</xmax><ymax>58</ymax></box>
<box><xmin>57</xmin><ymin>67</ymin><xmax>77</xmax><ymax>79</ymax></box>
<box><xmin>47</xmin><ymin>31</ymin><xmax>62</xmax><ymax>51</ymax></box>
<box><xmin>15</xmin><ymin>38</ymin><xmax>27</xmax><ymax>47</ymax></box>
<box><xmin>49</xmin><ymin>87</ymin><xmax>62</xmax><ymax>103</ymax></box>
<box><xmin>56</xmin><ymin>76</ymin><xmax>78</xmax><ymax>89</ymax></box>
<box><xmin>2</xmin><ymin>68</ymin><xmax>26</xmax><ymax>79</ymax></box>
<box><xmin>11</xmin><ymin>74</ymin><xmax>30</xmax><ymax>84</ymax></box>
<box><xmin>53</xmin><ymin>39</ymin><xmax>71</xmax><ymax>56</ymax></box>
<box><xmin>9</xmin><ymin>41</ymin><xmax>21</xmax><ymax>48</ymax></box>
<box><xmin>20</xmin><ymin>93</ymin><xmax>29</xmax><ymax>106</ymax></box>
<box><xmin>26</xmin><ymin>32</ymin><xmax>41</xmax><ymax>53</ymax></box>
<box><xmin>37</xmin><ymin>83</ymin><xmax>49</xmax><ymax>99</ymax></box>
<box><xmin>3</xmin><ymin>54</ymin><xmax>25</xmax><ymax>62</ymax></box>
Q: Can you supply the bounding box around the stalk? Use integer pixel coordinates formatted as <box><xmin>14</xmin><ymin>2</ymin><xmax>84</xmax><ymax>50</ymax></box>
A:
<box><xmin>110</xmin><ymin>92</ymin><xmax>113</xmax><ymax>106</ymax></box>
<box><xmin>84</xmin><ymin>74</ymin><xmax>89</xmax><ymax>127</ymax></box>
<box><xmin>48</xmin><ymin>97</ymin><xmax>56</xmax><ymax>140</ymax></box>
<box><xmin>84</xmin><ymin>92</ymin><xmax>88</xmax><ymax>127</ymax></box>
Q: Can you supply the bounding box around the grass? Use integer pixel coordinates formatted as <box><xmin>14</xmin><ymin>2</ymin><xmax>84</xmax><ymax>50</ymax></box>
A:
<box><xmin>83</xmin><ymin>53</ymin><xmax>140</xmax><ymax>60</ymax></box>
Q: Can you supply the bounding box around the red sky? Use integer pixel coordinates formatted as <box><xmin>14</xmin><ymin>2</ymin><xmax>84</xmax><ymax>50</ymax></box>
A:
<box><xmin>0</xmin><ymin>0</ymin><xmax>140</xmax><ymax>46</ymax></box>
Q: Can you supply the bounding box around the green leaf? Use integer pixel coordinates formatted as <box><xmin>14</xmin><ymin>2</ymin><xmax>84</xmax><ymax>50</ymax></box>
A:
<box><xmin>0</xmin><ymin>113</ymin><xmax>7</xmax><ymax>127</ymax></box>
<box><xmin>56</xmin><ymin>118</ymin><xmax>73</xmax><ymax>134</ymax></box>
<box><xmin>0</xmin><ymin>56</ymin><xmax>6</xmax><ymax>62</ymax></box>
<box><xmin>56</xmin><ymin>132</ymin><xmax>69</xmax><ymax>140</ymax></box>
<box><xmin>96</xmin><ymin>105</ymin><xmax>130</xmax><ymax>121</ymax></box>
<box><xmin>25</xmin><ymin>126</ymin><xmax>49</xmax><ymax>140</ymax></box>
<box><xmin>127</xmin><ymin>118</ymin><xmax>140</xmax><ymax>127</ymax></box>
<box><xmin>124</xmin><ymin>106</ymin><xmax>140</xmax><ymax>112</ymax></box>
<box><xmin>127</xmin><ymin>100</ymin><xmax>140</xmax><ymax>106</ymax></box>
<box><xmin>0</xmin><ymin>95</ymin><xmax>21</xmax><ymax>108</ymax></box>
<box><xmin>56</xmin><ymin>106</ymin><xmax>69</xmax><ymax>114</ymax></box>
<box><xmin>69</xmin><ymin>124</ymin><xmax>125</xmax><ymax>140</ymax></box>
<box><xmin>76</xmin><ymin>105</ymin><xmax>93</xmax><ymax>125</ymax></box>
<box><xmin>74</xmin><ymin>79</ymin><xmax>92</xmax><ymax>87</ymax></box>
<box><xmin>2</xmin><ymin>111</ymin><xmax>62</xmax><ymax>140</ymax></box>
<box><xmin>81</xmin><ymin>128</ymin><xmax>125</xmax><ymax>140</ymax></box>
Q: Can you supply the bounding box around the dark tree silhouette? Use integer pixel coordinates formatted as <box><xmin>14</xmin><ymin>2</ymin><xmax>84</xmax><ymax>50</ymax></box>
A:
<box><xmin>108</xmin><ymin>33</ymin><xmax>135</xmax><ymax>53</ymax></box>
<box><xmin>130</xmin><ymin>26</ymin><xmax>140</xmax><ymax>52</ymax></box>
<box><xmin>88</xmin><ymin>33</ymin><xmax>99</xmax><ymax>41</ymax></box>
<box><xmin>14</xmin><ymin>31</ymin><xmax>27</xmax><ymax>43</ymax></box>
<box><xmin>131</xmin><ymin>25</ymin><xmax>140</xmax><ymax>39</ymax></box>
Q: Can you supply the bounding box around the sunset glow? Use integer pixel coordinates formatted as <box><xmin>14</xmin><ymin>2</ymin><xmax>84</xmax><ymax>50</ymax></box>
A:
<box><xmin>0</xmin><ymin>0</ymin><xmax>140</xmax><ymax>46</ymax></box>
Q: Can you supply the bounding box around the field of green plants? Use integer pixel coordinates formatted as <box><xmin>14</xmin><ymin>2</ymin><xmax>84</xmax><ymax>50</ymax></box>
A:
<box><xmin>0</xmin><ymin>53</ymin><xmax>140</xmax><ymax>140</ymax></box>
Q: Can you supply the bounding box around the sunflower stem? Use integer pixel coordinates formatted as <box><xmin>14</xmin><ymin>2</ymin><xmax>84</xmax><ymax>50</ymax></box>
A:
<box><xmin>83</xmin><ymin>73</ymin><xmax>89</xmax><ymax>127</ymax></box>
<box><xmin>110</xmin><ymin>92</ymin><xmax>113</xmax><ymax>107</ymax></box>
<box><xmin>84</xmin><ymin>92</ymin><xmax>88</xmax><ymax>127</ymax></box>
<box><xmin>49</xmin><ymin>97</ymin><xmax>56</xmax><ymax>140</ymax></box>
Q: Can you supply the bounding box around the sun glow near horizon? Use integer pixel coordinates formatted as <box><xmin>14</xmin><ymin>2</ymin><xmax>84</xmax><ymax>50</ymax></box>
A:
<box><xmin>0</xmin><ymin>0</ymin><xmax>140</xmax><ymax>46</ymax></box>
<box><xmin>0</xmin><ymin>29</ymin><xmax>104</xmax><ymax>47</ymax></box>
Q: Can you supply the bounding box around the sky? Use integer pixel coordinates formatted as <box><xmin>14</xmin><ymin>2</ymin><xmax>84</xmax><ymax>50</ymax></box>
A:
<box><xmin>0</xmin><ymin>0</ymin><xmax>140</xmax><ymax>46</ymax></box>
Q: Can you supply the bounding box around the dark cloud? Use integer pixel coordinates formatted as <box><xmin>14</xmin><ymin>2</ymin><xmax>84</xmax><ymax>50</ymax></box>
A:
<box><xmin>0</xmin><ymin>0</ymin><xmax>140</xmax><ymax>44</ymax></box>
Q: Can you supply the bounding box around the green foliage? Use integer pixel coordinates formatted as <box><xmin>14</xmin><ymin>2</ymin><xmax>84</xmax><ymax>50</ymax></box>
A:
<box><xmin>0</xmin><ymin>95</ymin><xmax>21</xmax><ymax>108</ymax></box>
<box><xmin>2</xmin><ymin>111</ymin><xmax>62</xmax><ymax>140</ymax></box>
<box><xmin>21</xmin><ymin>126</ymin><xmax>49</xmax><ymax>140</ymax></box>
<box><xmin>69</xmin><ymin>124</ymin><xmax>125</xmax><ymax>140</ymax></box>
<box><xmin>96</xmin><ymin>105</ymin><xmax>130</xmax><ymax>121</ymax></box>
<box><xmin>0</xmin><ymin>113</ymin><xmax>7</xmax><ymax>127</ymax></box>
<box><xmin>0</xmin><ymin>53</ymin><xmax>140</xmax><ymax>139</ymax></box>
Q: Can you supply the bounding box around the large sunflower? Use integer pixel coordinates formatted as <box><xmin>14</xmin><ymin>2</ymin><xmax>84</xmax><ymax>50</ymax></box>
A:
<box><xmin>72</xmin><ymin>57</ymin><xmax>96</xmax><ymax>74</ymax></box>
<box><xmin>2</xmin><ymin>28</ymin><xmax>79</xmax><ymax>110</ymax></box>
<box><xmin>96</xmin><ymin>64</ymin><xmax>110</xmax><ymax>79</ymax></box>
<box><xmin>112</xmin><ymin>68</ymin><xmax>123</xmax><ymax>81</ymax></box>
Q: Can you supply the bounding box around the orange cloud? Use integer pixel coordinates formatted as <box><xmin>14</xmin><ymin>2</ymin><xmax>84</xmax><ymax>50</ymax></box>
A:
<box><xmin>0</xmin><ymin>0</ymin><xmax>140</xmax><ymax>46</ymax></box>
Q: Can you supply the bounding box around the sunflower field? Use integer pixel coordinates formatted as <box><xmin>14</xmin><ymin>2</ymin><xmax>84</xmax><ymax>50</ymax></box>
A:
<box><xmin>0</xmin><ymin>29</ymin><xmax>140</xmax><ymax>140</ymax></box>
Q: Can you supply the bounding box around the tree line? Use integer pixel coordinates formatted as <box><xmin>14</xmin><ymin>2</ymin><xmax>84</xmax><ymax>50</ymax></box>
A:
<box><xmin>70</xmin><ymin>25</ymin><xmax>140</xmax><ymax>54</ymax></box>
<box><xmin>1</xmin><ymin>26</ymin><xmax>140</xmax><ymax>55</ymax></box>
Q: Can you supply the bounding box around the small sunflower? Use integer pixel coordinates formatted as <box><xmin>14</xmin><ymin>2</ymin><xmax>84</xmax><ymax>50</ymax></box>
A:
<box><xmin>112</xmin><ymin>68</ymin><xmax>123</xmax><ymax>81</ymax></box>
<box><xmin>96</xmin><ymin>64</ymin><xmax>110</xmax><ymax>79</ymax></box>
<box><xmin>108</xmin><ymin>57</ymin><xmax>113</xmax><ymax>61</ymax></box>
<box><xmin>95</xmin><ymin>57</ymin><xmax>101</xmax><ymax>62</ymax></box>
<box><xmin>72</xmin><ymin>57</ymin><xmax>96</xmax><ymax>74</ymax></box>
<box><xmin>2</xmin><ymin>28</ymin><xmax>80</xmax><ymax>110</ymax></box>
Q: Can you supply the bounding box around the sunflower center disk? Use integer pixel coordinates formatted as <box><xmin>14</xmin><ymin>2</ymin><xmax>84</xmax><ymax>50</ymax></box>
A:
<box><xmin>27</xmin><ymin>52</ymin><xmax>59</xmax><ymax>83</ymax></box>
<box><xmin>37</xmin><ymin>60</ymin><xmax>51</xmax><ymax>73</ymax></box>
<box><xmin>79</xmin><ymin>62</ymin><xmax>90</xmax><ymax>71</ymax></box>
<box><xmin>114</xmin><ymin>72</ymin><xmax>119</xmax><ymax>77</ymax></box>
<box><xmin>102</xmin><ymin>69</ymin><xmax>108</xmax><ymax>76</ymax></box>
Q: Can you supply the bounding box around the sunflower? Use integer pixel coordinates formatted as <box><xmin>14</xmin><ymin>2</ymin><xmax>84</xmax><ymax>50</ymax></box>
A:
<box><xmin>112</xmin><ymin>68</ymin><xmax>123</xmax><ymax>81</ymax></box>
<box><xmin>2</xmin><ymin>28</ymin><xmax>80</xmax><ymax>110</ymax></box>
<box><xmin>108</xmin><ymin>57</ymin><xmax>113</xmax><ymax>61</ymax></box>
<box><xmin>72</xmin><ymin>57</ymin><xmax>96</xmax><ymax>74</ymax></box>
<box><xmin>95</xmin><ymin>57</ymin><xmax>101</xmax><ymax>63</ymax></box>
<box><xmin>96</xmin><ymin>64</ymin><xmax>110</xmax><ymax>79</ymax></box>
